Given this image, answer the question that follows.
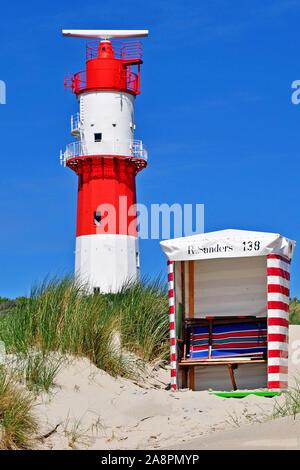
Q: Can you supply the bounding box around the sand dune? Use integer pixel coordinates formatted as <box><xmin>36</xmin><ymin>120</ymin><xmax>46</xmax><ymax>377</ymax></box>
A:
<box><xmin>34</xmin><ymin>325</ymin><xmax>300</xmax><ymax>450</ymax></box>
<box><xmin>168</xmin><ymin>415</ymin><xmax>300</xmax><ymax>450</ymax></box>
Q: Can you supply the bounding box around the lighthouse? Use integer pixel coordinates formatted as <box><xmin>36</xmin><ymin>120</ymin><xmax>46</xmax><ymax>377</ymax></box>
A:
<box><xmin>61</xmin><ymin>30</ymin><xmax>148</xmax><ymax>293</ymax></box>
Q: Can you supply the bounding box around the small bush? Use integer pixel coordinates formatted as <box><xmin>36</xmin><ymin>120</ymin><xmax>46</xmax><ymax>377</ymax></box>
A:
<box><xmin>0</xmin><ymin>301</ymin><xmax>18</xmax><ymax>312</ymax></box>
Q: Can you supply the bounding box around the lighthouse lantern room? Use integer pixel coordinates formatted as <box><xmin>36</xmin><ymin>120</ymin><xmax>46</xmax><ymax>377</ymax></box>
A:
<box><xmin>61</xmin><ymin>29</ymin><xmax>148</xmax><ymax>293</ymax></box>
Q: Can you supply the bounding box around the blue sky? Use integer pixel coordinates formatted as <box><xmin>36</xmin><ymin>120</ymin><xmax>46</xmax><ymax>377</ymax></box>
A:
<box><xmin>0</xmin><ymin>0</ymin><xmax>299</xmax><ymax>298</ymax></box>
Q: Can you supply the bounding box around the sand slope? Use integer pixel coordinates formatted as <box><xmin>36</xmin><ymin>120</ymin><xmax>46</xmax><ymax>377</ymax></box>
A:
<box><xmin>168</xmin><ymin>415</ymin><xmax>300</xmax><ymax>450</ymax></box>
<box><xmin>169</xmin><ymin>324</ymin><xmax>300</xmax><ymax>450</ymax></box>
<box><xmin>34</xmin><ymin>325</ymin><xmax>300</xmax><ymax>450</ymax></box>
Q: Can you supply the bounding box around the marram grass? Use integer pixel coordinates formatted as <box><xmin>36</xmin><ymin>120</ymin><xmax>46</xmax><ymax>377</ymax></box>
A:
<box><xmin>290</xmin><ymin>298</ymin><xmax>300</xmax><ymax>325</ymax></box>
<box><xmin>0</xmin><ymin>275</ymin><xmax>170</xmax><ymax>377</ymax></box>
<box><xmin>103</xmin><ymin>277</ymin><xmax>170</xmax><ymax>362</ymax></box>
<box><xmin>0</xmin><ymin>275</ymin><xmax>170</xmax><ymax>448</ymax></box>
<box><xmin>0</xmin><ymin>367</ymin><xmax>37</xmax><ymax>449</ymax></box>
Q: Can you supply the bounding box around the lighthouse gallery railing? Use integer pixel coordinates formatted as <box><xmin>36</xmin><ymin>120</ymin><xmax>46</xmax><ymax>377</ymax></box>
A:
<box><xmin>60</xmin><ymin>139</ymin><xmax>147</xmax><ymax>166</ymax></box>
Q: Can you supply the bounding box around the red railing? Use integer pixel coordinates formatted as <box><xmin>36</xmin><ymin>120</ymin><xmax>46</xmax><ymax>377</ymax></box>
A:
<box><xmin>86</xmin><ymin>40</ymin><xmax>142</xmax><ymax>62</ymax></box>
<box><xmin>64</xmin><ymin>72</ymin><xmax>76</xmax><ymax>93</ymax></box>
<box><xmin>121</xmin><ymin>42</ymin><xmax>142</xmax><ymax>61</ymax></box>
<box><xmin>65</xmin><ymin>69</ymin><xmax>139</xmax><ymax>95</ymax></box>
<box><xmin>74</xmin><ymin>70</ymin><xmax>86</xmax><ymax>93</ymax></box>
<box><xmin>125</xmin><ymin>69</ymin><xmax>139</xmax><ymax>93</ymax></box>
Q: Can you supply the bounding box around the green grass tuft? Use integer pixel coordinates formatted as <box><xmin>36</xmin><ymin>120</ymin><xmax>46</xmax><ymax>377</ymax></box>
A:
<box><xmin>272</xmin><ymin>381</ymin><xmax>300</xmax><ymax>419</ymax></box>
<box><xmin>23</xmin><ymin>352</ymin><xmax>64</xmax><ymax>393</ymax></box>
<box><xmin>290</xmin><ymin>298</ymin><xmax>300</xmax><ymax>325</ymax></box>
<box><xmin>0</xmin><ymin>367</ymin><xmax>37</xmax><ymax>449</ymax></box>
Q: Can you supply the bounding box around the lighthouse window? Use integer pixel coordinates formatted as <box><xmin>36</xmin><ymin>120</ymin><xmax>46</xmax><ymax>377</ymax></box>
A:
<box><xmin>94</xmin><ymin>133</ymin><xmax>102</xmax><ymax>142</ymax></box>
<box><xmin>94</xmin><ymin>211</ymin><xmax>101</xmax><ymax>226</ymax></box>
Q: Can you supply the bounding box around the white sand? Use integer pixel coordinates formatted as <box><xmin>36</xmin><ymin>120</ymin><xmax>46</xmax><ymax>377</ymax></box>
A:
<box><xmin>33</xmin><ymin>325</ymin><xmax>300</xmax><ymax>450</ymax></box>
<box><xmin>168</xmin><ymin>415</ymin><xmax>300</xmax><ymax>450</ymax></box>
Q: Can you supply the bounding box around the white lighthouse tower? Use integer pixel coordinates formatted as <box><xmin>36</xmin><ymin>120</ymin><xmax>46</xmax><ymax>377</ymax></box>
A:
<box><xmin>61</xmin><ymin>30</ymin><xmax>148</xmax><ymax>293</ymax></box>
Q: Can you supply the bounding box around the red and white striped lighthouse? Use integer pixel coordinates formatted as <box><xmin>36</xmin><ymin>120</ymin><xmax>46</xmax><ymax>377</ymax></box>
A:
<box><xmin>61</xmin><ymin>29</ymin><xmax>148</xmax><ymax>293</ymax></box>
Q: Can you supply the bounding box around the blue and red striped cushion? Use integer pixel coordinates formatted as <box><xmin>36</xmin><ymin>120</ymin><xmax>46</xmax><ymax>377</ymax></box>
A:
<box><xmin>211</xmin><ymin>322</ymin><xmax>267</xmax><ymax>357</ymax></box>
<box><xmin>188</xmin><ymin>321</ymin><xmax>267</xmax><ymax>359</ymax></box>
<box><xmin>189</xmin><ymin>326</ymin><xmax>210</xmax><ymax>358</ymax></box>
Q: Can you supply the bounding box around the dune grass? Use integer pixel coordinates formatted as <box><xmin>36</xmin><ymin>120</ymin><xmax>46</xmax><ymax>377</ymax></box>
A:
<box><xmin>0</xmin><ymin>275</ymin><xmax>169</xmax><ymax>448</ymax></box>
<box><xmin>0</xmin><ymin>277</ymin><xmax>130</xmax><ymax>378</ymax></box>
<box><xmin>290</xmin><ymin>298</ymin><xmax>300</xmax><ymax>325</ymax></box>
<box><xmin>23</xmin><ymin>352</ymin><xmax>64</xmax><ymax>393</ymax></box>
<box><xmin>103</xmin><ymin>278</ymin><xmax>169</xmax><ymax>362</ymax></box>
<box><xmin>0</xmin><ymin>367</ymin><xmax>37</xmax><ymax>449</ymax></box>
<box><xmin>272</xmin><ymin>380</ymin><xmax>300</xmax><ymax>419</ymax></box>
<box><xmin>0</xmin><ymin>276</ymin><xmax>170</xmax><ymax>378</ymax></box>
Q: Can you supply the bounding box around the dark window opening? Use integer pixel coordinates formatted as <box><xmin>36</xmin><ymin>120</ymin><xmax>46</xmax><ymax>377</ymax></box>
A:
<box><xmin>94</xmin><ymin>133</ymin><xmax>102</xmax><ymax>142</ymax></box>
<box><xmin>94</xmin><ymin>211</ymin><xmax>101</xmax><ymax>226</ymax></box>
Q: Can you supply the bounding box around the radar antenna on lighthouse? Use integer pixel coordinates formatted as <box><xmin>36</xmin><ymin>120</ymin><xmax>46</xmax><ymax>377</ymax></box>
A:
<box><xmin>60</xmin><ymin>29</ymin><xmax>149</xmax><ymax>293</ymax></box>
<box><xmin>62</xmin><ymin>29</ymin><xmax>149</xmax><ymax>39</ymax></box>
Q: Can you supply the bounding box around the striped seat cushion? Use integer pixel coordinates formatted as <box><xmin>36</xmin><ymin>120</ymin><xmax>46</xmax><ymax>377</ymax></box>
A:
<box><xmin>188</xmin><ymin>321</ymin><xmax>267</xmax><ymax>359</ymax></box>
<box><xmin>189</xmin><ymin>326</ymin><xmax>209</xmax><ymax>358</ymax></box>
<box><xmin>211</xmin><ymin>321</ymin><xmax>267</xmax><ymax>357</ymax></box>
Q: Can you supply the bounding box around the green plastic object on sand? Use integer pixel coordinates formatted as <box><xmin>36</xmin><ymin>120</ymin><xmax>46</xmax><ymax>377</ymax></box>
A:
<box><xmin>209</xmin><ymin>391</ymin><xmax>280</xmax><ymax>398</ymax></box>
